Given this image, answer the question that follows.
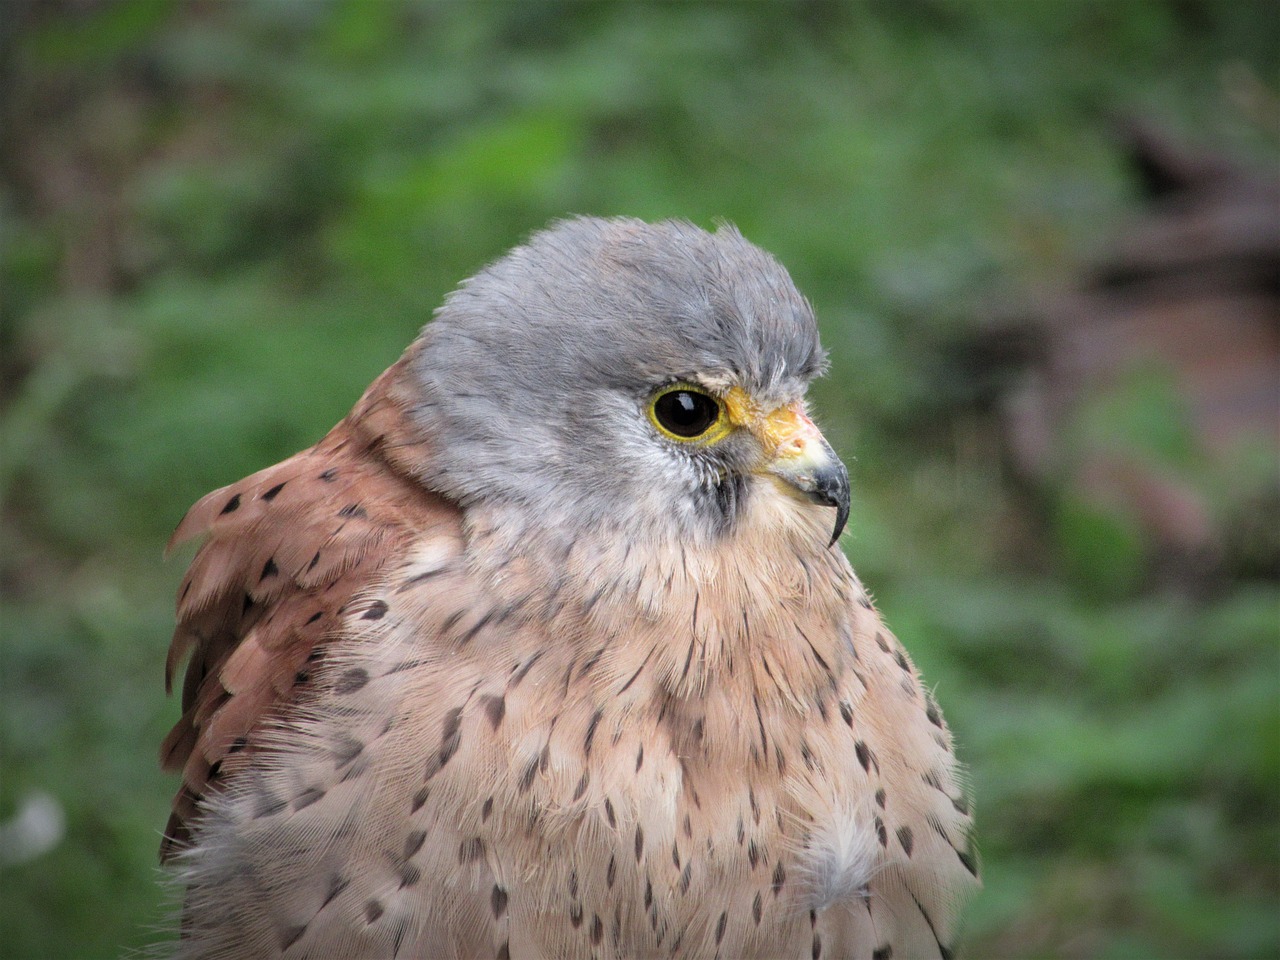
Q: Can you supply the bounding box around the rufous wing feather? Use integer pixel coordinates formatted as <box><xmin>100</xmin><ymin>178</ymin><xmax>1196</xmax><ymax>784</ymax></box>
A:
<box><xmin>158</xmin><ymin>351</ymin><xmax>453</xmax><ymax>861</ymax></box>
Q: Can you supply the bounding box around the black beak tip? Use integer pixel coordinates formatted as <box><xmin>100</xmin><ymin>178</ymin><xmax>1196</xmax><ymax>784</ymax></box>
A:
<box><xmin>811</xmin><ymin>462</ymin><xmax>850</xmax><ymax>548</ymax></box>
<box><xmin>829</xmin><ymin>498</ymin><xmax>850</xmax><ymax>548</ymax></box>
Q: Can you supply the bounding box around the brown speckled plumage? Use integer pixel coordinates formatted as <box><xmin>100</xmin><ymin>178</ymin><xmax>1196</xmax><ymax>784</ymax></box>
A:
<box><xmin>161</xmin><ymin>218</ymin><xmax>977</xmax><ymax>959</ymax></box>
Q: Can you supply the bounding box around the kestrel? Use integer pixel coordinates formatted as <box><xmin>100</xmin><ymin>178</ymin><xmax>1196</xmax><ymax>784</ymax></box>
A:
<box><xmin>160</xmin><ymin>217</ymin><xmax>977</xmax><ymax>959</ymax></box>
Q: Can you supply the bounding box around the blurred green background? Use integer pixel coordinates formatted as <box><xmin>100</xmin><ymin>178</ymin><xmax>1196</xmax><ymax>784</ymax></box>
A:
<box><xmin>2</xmin><ymin>2</ymin><xmax>1277</xmax><ymax>958</ymax></box>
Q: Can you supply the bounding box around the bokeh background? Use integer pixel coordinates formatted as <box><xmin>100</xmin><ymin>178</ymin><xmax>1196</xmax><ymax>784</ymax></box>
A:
<box><xmin>2</xmin><ymin>2</ymin><xmax>1277</xmax><ymax>958</ymax></box>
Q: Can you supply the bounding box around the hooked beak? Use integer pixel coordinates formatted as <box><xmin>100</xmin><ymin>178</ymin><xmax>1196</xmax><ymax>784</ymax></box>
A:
<box><xmin>725</xmin><ymin>388</ymin><xmax>850</xmax><ymax>547</ymax></box>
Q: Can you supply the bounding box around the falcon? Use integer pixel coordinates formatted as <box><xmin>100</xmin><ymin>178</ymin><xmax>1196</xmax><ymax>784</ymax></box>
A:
<box><xmin>160</xmin><ymin>217</ymin><xmax>977</xmax><ymax>959</ymax></box>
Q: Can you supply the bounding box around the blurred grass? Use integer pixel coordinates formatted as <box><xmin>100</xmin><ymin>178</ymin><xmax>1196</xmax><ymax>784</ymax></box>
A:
<box><xmin>2</xmin><ymin>2</ymin><xmax>1277</xmax><ymax>957</ymax></box>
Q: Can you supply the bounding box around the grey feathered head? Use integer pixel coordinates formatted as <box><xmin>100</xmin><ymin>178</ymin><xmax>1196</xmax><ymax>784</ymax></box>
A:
<box><xmin>409</xmin><ymin>217</ymin><xmax>847</xmax><ymax>544</ymax></box>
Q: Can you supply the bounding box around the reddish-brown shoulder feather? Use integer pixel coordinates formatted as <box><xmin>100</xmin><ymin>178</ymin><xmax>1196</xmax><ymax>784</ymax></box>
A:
<box><xmin>159</xmin><ymin>347</ymin><xmax>453</xmax><ymax>861</ymax></box>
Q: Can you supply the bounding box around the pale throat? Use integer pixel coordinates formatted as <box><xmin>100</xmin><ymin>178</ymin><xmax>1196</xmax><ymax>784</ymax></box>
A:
<box><xmin>465</xmin><ymin>480</ymin><xmax>858</xmax><ymax>702</ymax></box>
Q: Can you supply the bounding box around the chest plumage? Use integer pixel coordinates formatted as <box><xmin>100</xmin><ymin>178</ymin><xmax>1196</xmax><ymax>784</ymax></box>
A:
<box><xmin>161</xmin><ymin>218</ymin><xmax>977</xmax><ymax>959</ymax></box>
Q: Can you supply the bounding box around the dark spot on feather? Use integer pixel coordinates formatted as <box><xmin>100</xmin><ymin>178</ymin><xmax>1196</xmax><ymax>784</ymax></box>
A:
<box><xmin>279</xmin><ymin>924</ymin><xmax>306</xmax><ymax>949</ymax></box>
<box><xmin>481</xmin><ymin>796</ymin><xmax>493</xmax><ymax>822</ymax></box>
<box><xmin>321</xmin><ymin>875</ymin><xmax>348</xmax><ymax>909</ymax></box>
<box><xmin>305</xmin><ymin>611</ymin><xmax>323</xmax><ymax>625</ymax></box>
<box><xmin>591</xmin><ymin>914</ymin><xmax>604</xmax><ymax>945</ymax></box>
<box><xmin>736</xmin><ymin>816</ymin><xmax>745</xmax><ymax>845</ymax></box>
<box><xmin>242</xmin><ymin>593</ymin><xmax>253</xmax><ymax>614</ymax></box>
<box><xmin>580</xmin><ymin>645</ymin><xmax>605</xmax><ymax>676</ymax></box>
<box><xmin>583</xmin><ymin>585</ymin><xmax>606</xmax><ymax>613</ymax></box>
<box><xmin>518</xmin><ymin>756</ymin><xmax>539</xmax><ymax>793</ymax></box>
<box><xmin>894</xmin><ymin>648</ymin><xmax>910</xmax><ymax>671</ymax></box>
<box><xmin>440</xmin><ymin>609</ymin><xmax>465</xmax><ymax>636</ymax></box>
<box><xmin>220</xmin><ymin>494</ymin><xmax>241</xmax><ymax>515</ymax></box>
<box><xmin>634</xmin><ymin>824</ymin><xmax>645</xmax><ymax>861</ymax></box>
<box><xmin>584</xmin><ymin>709</ymin><xmax>603</xmax><ymax>757</ymax></box>
<box><xmin>410</xmin><ymin>785</ymin><xmax>430</xmax><ymax>812</ymax></box>
<box><xmin>337</xmin><ymin>502</ymin><xmax>366</xmax><ymax>519</ymax></box>
<box><xmin>636</xmin><ymin>744</ymin><xmax>644</xmax><ymax>771</ymax></box>
<box><xmin>839</xmin><ymin>700</ymin><xmax>854</xmax><ymax>727</ymax></box>
<box><xmin>308</xmin><ymin>550</ymin><xmax>321</xmax><ymax>572</ymax></box>
<box><xmin>510</xmin><ymin>649</ymin><xmax>544</xmax><ymax>687</ymax></box>
<box><xmin>801</xmin><ymin>740</ymin><xmax>815</xmax><ymax>771</ymax></box>
<box><xmin>855</xmin><ymin>740</ymin><xmax>872</xmax><ymax>772</ymax></box>
<box><xmin>228</xmin><ymin>737</ymin><xmax>247</xmax><ymax>754</ymax></box>
<box><xmin>875</xmin><ymin>788</ymin><xmax>887</xmax><ymax>808</ymax></box>
<box><xmin>572</xmin><ymin>772</ymin><xmax>589</xmax><ymax>802</ymax></box>
<box><xmin>397</xmin><ymin>567</ymin><xmax>447</xmax><ymax>591</ymax></box>
<box><xmin>364</xmin><ymin>900</ymin><xmax>383</xmax><ymax>923</ymax></box>
<box><xmin>952</xmin><ymin>794</ymin><xmax>970</xmax><ymax>816</ymax></box>
<box><xmin>897</xmin><ymin>825</ymin><xmax>914</xmax><ymax>856</ymax></box>
<box><xmin>491</xmin><ymin>885</ymin><xmax>508</xmax><ymax>918</ymax></box>
<box><xmin>496</xmin><ymin>942</ymin><xmax>510</xmax><ymax>960</ymax></box>
<box><xmin>362</xmin><ymin>600</ymin><xmax>388</xmax><ymax>621</ymax></box>
<box><xmin>458</xmin><ymin>837</ymin><xmax>484</xmax><ymax>864</ymax></box>
<box><xmin>293</xmin><ymin>786</ymin><xmax>325</xmax><ymax>811</ymax></box>
<box><xmin>604</xmin><ymin>796</ymin><xmax>616</xmax><ymax>828</ymax></box>
<box><xmin>482</xmin><ymin>694</ymin><xmax>505</xmax><ymax>730</ymax></box>
<box><xmin>253</xmin><ymin>792</ymin><xmax>287</xmax><ymax>819</ymax></box>
<box><xmin>607</xmin><ymin>854</ymin><xmax>616</xmax><ymax>888</ymax></box>
<box><xmin>259</xmin><ymin>557</ymin><xmax>278</xmax><ymax>581</ymax></box>
<box><xmin>432</xmin><ymin>707</ymin><xmax>462</xmax><ymax>771</ymax></box>
<box><xmin>872</xmin><ymin>946</ymin><xmax>894</xmax><ymax>960</ymax></box>
<box><xmin>335</xmin><ymin>667</ymin><xmax>369</xmax><ymax>694</ymax></box>
<box><xmin>749</xmin><ymin>787</ymin><xmax>761</xmax><ymax>824</ymax></box>
<box><xmin>680</xmin><ymin>633</ymin><xmax>697</xmax><ymax>682</ymax></box>
<box><xmin>671</xmin><ymin>841</ymin><xmax>681</xmax><ymax>869</ymax></box>
<box><xmin>644</xmin><ymin>878</ymin><xmax>653</xmax><ymax>909</ymax></box>
<box><xmin>752</xmin><ymin>890</ymin><xmax>763</xmax><ymax>924</ymax></box>
<box><xmin>539</xmin><ymin>742</ymin><xmax>550</xmax><ymax>773</ymax></box>
<box><xmin>261</xmin><ymin>482</ymin><xmax>286</xmax><ymax>501</ymax></box>
<box><xmin>332</xmin><ymin>735</ymin><xmax>363</xmax><ymax>766</ymax></box>
<box><xmin>771</xmin><ymin>861</ymin><xmax>786</xmax><ymax>895</ymax></box>
<box><xmin>403</xmin><ymin>830</ymin><xmax>427</xmax><ymax>859</ymax></box>
<box><xmin>207</xmin><ymin>760</ymin><xmax>222</xmax><ymax>781</ymax></box>
<box><xmin>459</xmin><ymin>609</ymin><xmax>495</xmax><ymax>646</ymax></box>
<box><xmin>925</xmin><ymin>695</ymin><xmax>944</xmax><ymax>728</ymax></box>
<box><xmin>813</xmin><ymin>932</ymin><xmax>823</xmax><ymax>958</ymax></box>
<box><xmin>318</xmin><ymin>468</ymin><xmax>338</xmax><ymax>482</ymax></box>
<box><xmin>874</xmin><ymin>816</ymin><xmax>887</xmax><ymax>846</ymax></box>
<box><xmin>338</xmin><ymin>755</ymin><xmax>368</xmax><ymax>783</ymax></box>
<box><xmin>398</xmin><ymin>863</ymin><xmax>421</xmax><ymax>888</ymax></box>
<box><xmin>959</xmin><ymin>847</ymin><xmax>979</xmax><ymax>876</ymax></box>
<box><xmin>715</xmin><ymin>910</ymin><xmax>728</xmax><ymax>945</ymax></box>
<box><xmin>569</xmin><ymin>902</ymin><xmax>583</xmax><ymax>928</ymax></box>
<box><xmin>683</xmin><ymin>813</ymin><xmax>693</xmax><ymax>838</ymax></box>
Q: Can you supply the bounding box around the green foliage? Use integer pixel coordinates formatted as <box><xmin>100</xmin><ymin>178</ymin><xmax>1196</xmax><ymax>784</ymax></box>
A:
<box><xmin>2</xmin><ymin>2</ymin><xmax>1276</xmax><ymax>957</ymax></box>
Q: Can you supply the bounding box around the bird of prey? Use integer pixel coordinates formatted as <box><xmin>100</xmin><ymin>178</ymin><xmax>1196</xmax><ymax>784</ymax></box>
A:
<box><xmin>160</xmin><ymin>217</ymin><xmax>977</xmax><ymax>959</ymax></box>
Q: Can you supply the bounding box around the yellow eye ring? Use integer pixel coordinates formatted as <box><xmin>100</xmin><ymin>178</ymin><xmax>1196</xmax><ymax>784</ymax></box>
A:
<box><xmin>648</xmin><ymin>383</ymin><xmax>731</xmax><ymax>444</ymax></box>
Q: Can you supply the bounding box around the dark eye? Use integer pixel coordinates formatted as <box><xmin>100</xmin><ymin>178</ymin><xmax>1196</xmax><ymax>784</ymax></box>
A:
<box><xmin>650</xmin><ymin>387</ymin><xmax>724</xmax><ymax>440</ymax></box>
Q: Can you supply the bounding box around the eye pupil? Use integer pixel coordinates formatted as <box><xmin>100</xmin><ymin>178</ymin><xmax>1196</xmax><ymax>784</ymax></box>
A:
<box><xmin>654</xmin><ymin>389</ymin><xmax>720</xmax><ymax>438</ymax></box>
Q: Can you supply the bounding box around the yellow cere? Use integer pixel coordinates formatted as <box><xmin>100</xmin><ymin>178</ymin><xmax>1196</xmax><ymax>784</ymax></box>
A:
<box><xmin>724</xmin><ymin>386</ymin><xmax>813</xmax><ymax>459</ymax></box>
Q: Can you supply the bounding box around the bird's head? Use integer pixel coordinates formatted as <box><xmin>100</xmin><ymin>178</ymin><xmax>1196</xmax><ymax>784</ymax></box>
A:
<box><xmin>408</xmin><ymin>217</ymin><xmax>849</xmax><ymax>549</ymax></box>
